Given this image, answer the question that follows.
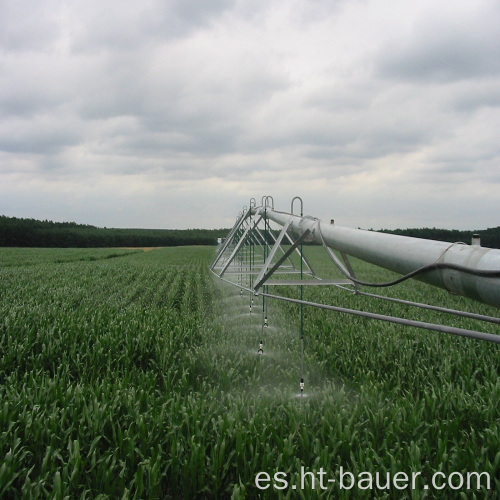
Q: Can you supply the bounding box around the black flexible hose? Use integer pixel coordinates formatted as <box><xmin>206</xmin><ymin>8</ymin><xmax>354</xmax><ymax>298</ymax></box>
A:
<box><xmin>344</xmin><ymin>262</ymin><xmax>500</xmax><ymax>288</ymax></box>
<box><xmin>316</xmin><ymin>223</ymin><xmax>500</xmax><ymax>288</ymax></box>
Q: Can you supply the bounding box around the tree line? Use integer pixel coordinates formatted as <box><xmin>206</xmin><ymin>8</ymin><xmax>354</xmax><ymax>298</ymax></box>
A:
<box><xmin>0</xmin><ymin>216</ymin><xmax>229</xmax><ymax>248</ymax></box>
<box><xmin>1</xmin><ymin>215</ymin><xmax>499</xmax><ymax>249</ymax></box>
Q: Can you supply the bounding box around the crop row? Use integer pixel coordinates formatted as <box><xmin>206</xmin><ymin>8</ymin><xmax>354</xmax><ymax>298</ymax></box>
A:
<box><xmin>0</xmin><ymin>245</ymin><xmax>498</xmax><ymax>498</ymax></box>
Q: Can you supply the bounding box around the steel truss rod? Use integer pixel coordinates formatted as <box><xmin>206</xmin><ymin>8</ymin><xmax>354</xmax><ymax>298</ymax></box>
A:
<box><xmin>215</xmin><ymin>211</ymin><xmax>309</xmax><ymax>282</ymax></box>
<box><xmin>253</xmin><ymin>219</ymin><xmax>293</xmax><ymax>290</ymax></box>
<box><xmin>254</xmin><ymin>228</ymin><xmax>313</xmax><ymax>292</ymax></box>
<box><xmin>211</xmin><ymin>208</ymin><xmax>250</xmax><ymax>270</ymax></box>
<box><xmin>356</xmin><ymin>291</ymin><xmax>500</xmax><ymax>325</ymax></box>
<box><xmin>264</xmin><ymin>279</ymin><xmax>353</xmax><ymax>286</ymax></box>
<box><xmin>262</xmin><ymin>292</ymin><xmax>500</xmax><ymax>344</ymax></box>
<box><xmin>216</xmin><ymin>215</ymin><xmax>263</xmax><ymax>276</ymax></box>
<box><xmin>259</xmin><ymin>217</ymin><xmax>313</xmax><ymax>273</ymax></box>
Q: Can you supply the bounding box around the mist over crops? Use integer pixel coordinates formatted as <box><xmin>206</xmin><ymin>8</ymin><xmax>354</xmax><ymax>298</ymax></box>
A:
<box><xmin>0</xmin><ymin>247</ymin><xmax>498</xmax><ymax>498</ymax></box>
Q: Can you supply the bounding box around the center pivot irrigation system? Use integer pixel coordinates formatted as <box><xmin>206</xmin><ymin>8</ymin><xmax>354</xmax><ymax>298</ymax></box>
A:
<box><xmin>210</xmin><ymin>196</ymin><xmax>500</xmax><ymax>395</ymax></box>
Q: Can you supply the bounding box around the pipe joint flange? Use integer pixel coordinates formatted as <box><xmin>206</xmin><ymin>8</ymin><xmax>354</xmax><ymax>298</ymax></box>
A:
<box><xmin>435</xmin><ymin>242</ymin><xmax>467</xmax><ymax>294</ymax></box>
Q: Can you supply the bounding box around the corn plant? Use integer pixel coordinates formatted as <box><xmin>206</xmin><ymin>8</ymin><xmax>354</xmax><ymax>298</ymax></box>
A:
<box><xmin>0</xmin><ymin>246</ymin><xmax>498</xmax><ymax>498</ymax></box>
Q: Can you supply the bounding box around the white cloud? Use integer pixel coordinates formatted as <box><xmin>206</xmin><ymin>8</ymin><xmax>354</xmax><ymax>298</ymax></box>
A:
<box><xmin>0</xmin><ymin>0</ymin><xmax>498</xmax><ymax>230</ymax></box>
<box><xmin>376</xmin><ymin>0</ymin><xmax>500</xmax><ymax>81</ymax></box>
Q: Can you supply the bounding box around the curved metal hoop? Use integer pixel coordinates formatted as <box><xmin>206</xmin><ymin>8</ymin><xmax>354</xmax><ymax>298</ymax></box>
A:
<box><xmin>291</xmin><ymin>196</ymin><xmax>303</xmax><ymax>217</ymax></box>
<box><xmin>262</xmin><ymin>195</ymin><xmax>274</xmax><ymax>209</ymax></box>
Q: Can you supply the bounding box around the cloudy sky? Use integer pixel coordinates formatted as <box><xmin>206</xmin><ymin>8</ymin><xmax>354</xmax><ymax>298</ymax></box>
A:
<box><xmin>1</xmin><ymin>0</ymin><xmax>499</xmax><ymax>230</ymax></box>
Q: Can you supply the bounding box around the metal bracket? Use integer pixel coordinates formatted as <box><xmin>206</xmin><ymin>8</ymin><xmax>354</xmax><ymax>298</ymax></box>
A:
<box><xmin>217</xmin><ymin>215</ymin><xmax>263</xmax><ymax>277</ymax></box>
<box><xmin>254</xmin><ymin>228</ymin><xmax>312</xmax><ymax>292</ymax></box>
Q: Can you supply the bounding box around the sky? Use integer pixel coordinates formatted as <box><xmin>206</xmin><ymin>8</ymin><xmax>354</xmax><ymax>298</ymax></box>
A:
<box><xmin>0</xmin><ymin>0</ymin><xmax>499</xmax><ymax>230</ymax></box>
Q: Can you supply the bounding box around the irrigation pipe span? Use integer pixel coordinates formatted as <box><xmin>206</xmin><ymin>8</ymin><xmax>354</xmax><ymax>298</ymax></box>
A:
<box><xmin>211</xmin><ymin>198</ymin><xmax>500</xmax><ymax>344</ymax></box>
<box><xmin>251</xmin><ymin>206</ymin><xmax>500</xmax><ymax>309</ymax></box>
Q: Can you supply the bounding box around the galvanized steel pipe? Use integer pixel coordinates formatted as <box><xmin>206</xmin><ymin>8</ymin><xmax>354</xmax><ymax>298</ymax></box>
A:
<box><xmin>252</xmin><ymin>207</ymin><xmax>500</xmax><ymax>309</ymax></box>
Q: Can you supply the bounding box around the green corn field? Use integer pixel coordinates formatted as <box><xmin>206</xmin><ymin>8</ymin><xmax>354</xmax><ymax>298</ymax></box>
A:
<box><xmin>0</xmin><ymin>246</ymin><xmax>498</xmax><ymax>499</ymax></box>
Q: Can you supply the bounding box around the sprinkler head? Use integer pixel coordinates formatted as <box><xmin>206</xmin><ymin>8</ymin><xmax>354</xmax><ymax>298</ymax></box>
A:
<box><xmin>300</xmin><ymin>378</ymin><xmax>304</xmax><ymax>394</ymax></box>
<box><xmin>264</xmin><ymin>316</ymin><xmax>268</xmax><ymax>328</ymax></box>
<box><xmin>258</xmin><ymin>341</ymin><xmax>264</xmax><ymax>355</ymax></box>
